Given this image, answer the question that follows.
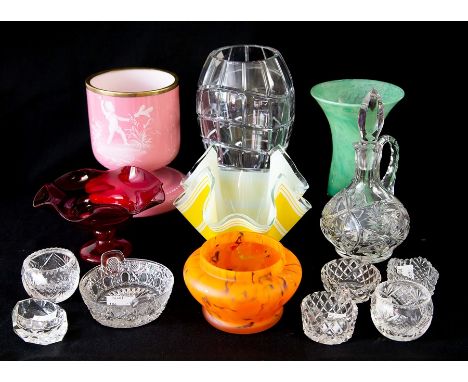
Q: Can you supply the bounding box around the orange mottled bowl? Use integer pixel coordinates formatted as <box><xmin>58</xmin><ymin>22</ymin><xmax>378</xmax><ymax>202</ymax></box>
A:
<box><xmin>183</xmin><ymin>231</ymin><xmax>302</xmax><ymax>334</ymax></box>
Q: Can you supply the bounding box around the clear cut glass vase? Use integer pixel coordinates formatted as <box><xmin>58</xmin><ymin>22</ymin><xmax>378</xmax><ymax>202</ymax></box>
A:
<box><xmin>320</xmin><ymin>90</ymin><xmax>410</xmax><ymax>263</ymax></box>
<box><xmin>197</xmin><ymin>45</ymin><xmax>295</xmax><ymax>170</ymax></box>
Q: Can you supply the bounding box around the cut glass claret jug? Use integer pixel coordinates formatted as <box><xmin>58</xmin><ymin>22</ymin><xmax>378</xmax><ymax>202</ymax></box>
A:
<box><xmin>320</xmin><ymin>89</ymin><xmax>410</xmax><ymax>263</ymax></box>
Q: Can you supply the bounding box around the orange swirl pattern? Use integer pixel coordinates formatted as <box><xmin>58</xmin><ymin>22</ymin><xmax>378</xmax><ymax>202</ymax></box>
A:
<box><xmin>183</xmin><ymin>231</ymin><xmax>302</xmax><ymax>334</ymax></box>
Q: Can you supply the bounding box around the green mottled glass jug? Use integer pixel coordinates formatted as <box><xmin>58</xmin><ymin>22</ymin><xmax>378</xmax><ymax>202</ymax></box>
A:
<box><xmin>311</xmin><ymin>79</ymin><xmax>404</xmax><ymax>196</ymax></box>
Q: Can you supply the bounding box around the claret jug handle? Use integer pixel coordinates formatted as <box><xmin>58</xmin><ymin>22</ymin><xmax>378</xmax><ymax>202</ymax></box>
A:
<box><xmin>377</xmin><ymin>134</ymin><xmax>400</xmax><ymax>194</ymax></box>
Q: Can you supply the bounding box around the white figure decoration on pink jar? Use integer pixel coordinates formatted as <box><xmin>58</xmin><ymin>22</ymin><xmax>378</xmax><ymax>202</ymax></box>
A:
<box><xmin>86</xmin><ymin>67</ymin><xmax>184</xmax><ymax>216</ymax></box>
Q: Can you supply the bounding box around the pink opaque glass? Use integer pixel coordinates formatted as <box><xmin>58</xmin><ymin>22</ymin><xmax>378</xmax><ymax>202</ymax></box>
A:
<box><xmin>86</xmin><ymin>68</ymin><xmax>182</xmax><ymax>217</ymax></box>
<box><xmin>33</xmin><ymin>166</ymin><xmax>165</xmax><ymax>264</ymax></box>
<box><xmin>86</xmin><ymin>68</ymin><xmax>180</xmax><ymax>171</ymax></box>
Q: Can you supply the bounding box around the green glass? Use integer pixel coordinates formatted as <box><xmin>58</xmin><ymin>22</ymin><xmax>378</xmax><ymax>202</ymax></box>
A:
<box><xmin>311</xmin><ymin>79</ymin><xmax>404</xmax><ymax>196</ymax></box>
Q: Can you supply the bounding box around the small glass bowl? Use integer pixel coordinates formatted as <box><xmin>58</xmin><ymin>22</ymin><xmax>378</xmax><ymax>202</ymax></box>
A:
<box><xmin>371</xmin><ymin>280</ymin><xmax>433</xmax><ymax>341</ymax></box>
<box><xmin>12</xmin><ymin>298</ymin><xmax>68</xmax><ymax>345</ymax></box>
<box><xmin>301</xmin><ymin>291</ymin><xmax>358</xmax><ymax>345</ymax></box>
<box><xmin>387</xmin><ymin>257</ymin><xmax>439</xmax><ymax>295</ymax></box>
<box><xmin>79</xmin><ymin>251</ymin><xmax>174</xmax><ymax>328</ymax></box>
<box><xmin>321</xmin><ymin>258</ymin><xmax>381</xmax><ymax>303</ymax></box>
<box><xmin>22</xmin><ymin>248</ymin><xmax>80</xmax><ymax>303</ymax></box>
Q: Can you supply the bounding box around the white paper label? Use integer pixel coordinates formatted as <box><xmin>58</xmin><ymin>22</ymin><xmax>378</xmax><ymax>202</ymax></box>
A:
<box><xmin>106</xmin><ymin>295</ymin><xmax>135</xmax><ymax>306</ymax></box>
<box><xmin>396</xmin><ymin>265</ymin><xmax>414</xmax><ymax>279</ymax></box>
<box><xmin>327</xmin><ymin>312</ymin><xmax>347</xmax><ymax>320</ymax></box>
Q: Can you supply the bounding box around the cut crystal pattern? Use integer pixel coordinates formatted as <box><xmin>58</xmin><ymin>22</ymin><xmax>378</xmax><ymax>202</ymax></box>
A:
<box><xmin>22</xmin><ymin>248</ymin><xmax>80</xmax><ymax>303</ymax></box>
<box><xmin>79</xmin><ymin>256</ymin><xmax>174</xmax><ymax>328</ymax></box>
<box><xmin>301</xmin><ymin>291</ymin><xmax>358</xmax><ymax>345</ymax></box>
<box><xmin>197</xmin><ymin>45</ymin><xmax>295</xmax><ymax>170</ymax></box>
<box><xmin>371</xmin><ymin>281</ymin><xmax>433</xmax><ymax>341</ymax></box>
<box><xmin>320</xmin><ymin>137</ymin><xmax>410</xmax><ymax>263</ymax></box>
<box><xmin>321</xmin><ymin>258</ymin><xmax>381</xmax><ymax>303</ymax></box>
<box><xmin>12</xmin><ymin>298</ymin><xmax>68</xmax><ymax>345</ymax></box>
<box><xmin>387</xmin><ymin>257</ymin><xmax>439</xmax><ymax>295</ymax></box>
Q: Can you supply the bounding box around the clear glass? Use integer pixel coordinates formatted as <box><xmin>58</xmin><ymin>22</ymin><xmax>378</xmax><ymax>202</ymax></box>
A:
<box><xmin>197</xmin><ymin>45</ymin><xmax>295</xmax><ymax>170</ymax></box>
<box><xmin>387</xmin><ymin>257</ymin><xmax>439</xmax><ymax>295</ymax></box>
<box><xmin>310</xmin><ymin>79</ymin><xmax>404</xmax><ymax>195</ymax></box>
<box><xmin>320</xmin><ymin>137</ymin><xmax>410</xmax><ymax>263</ymax></box>
<box><xmin>21</xmin><ymin>248</ymin><xmax>80</xmax><ymax>303</ymax></box>
<box><xmin>301</xmin><ymin>291</ymin><xmax>358</xmax><ymax>345</ymax></box>
<box><xmin>371</xmin><ymin>280</ymin><xmax>433</xmax><ymax>341</ymax></box>
<box><xmin>320</xmin><ymin>90</ymin><xmax>410</xmax><ymax>263</ymax></box>
<box><xmin>321</xmin><ymin>258</ymin><xmax>381</xmax><ymax>303</ymax></box>
<box><xmin>79</xmin><ymin>250</ymin><xmax>174</xmax><ymax>328</ymax></box>
<box><xmin>12</xmin><ymin>298</ymin><xmax>68</xmax><ymax>345</ymax></box>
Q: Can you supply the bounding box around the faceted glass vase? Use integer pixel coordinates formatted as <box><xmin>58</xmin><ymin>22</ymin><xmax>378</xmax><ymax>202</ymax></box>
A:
<box><xmin>311</xmin><ymin>79</ymin><xmax>404</xmax><ymax>195</ymax></box>
<box><xmin>197</xmin><ymin>45</ymin><xmax>295</xmax><ymax>170</ymax></box>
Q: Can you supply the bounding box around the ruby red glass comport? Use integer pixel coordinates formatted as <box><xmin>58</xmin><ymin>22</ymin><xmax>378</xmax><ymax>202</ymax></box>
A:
<box><xmin>33</xmin><ymin>166</ymin><xmax>165</xmax><ymax>264</ymax></box>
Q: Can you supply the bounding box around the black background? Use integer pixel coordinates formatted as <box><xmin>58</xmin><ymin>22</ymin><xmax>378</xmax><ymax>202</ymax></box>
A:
<box><xmin>0</xmin><ymin>22</ymin><xmax>464</xmax><ymax>360</ymax></box>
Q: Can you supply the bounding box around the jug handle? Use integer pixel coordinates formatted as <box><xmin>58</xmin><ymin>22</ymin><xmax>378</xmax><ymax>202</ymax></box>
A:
<box><xmin>377</xmin><ymin>135</ymin><xmax>399</xmax><ymax>194</ymax></box>
<box><xmin>358</xmin><ymin>88</ymin><xmax>385</xmax><ymax>141</ymax></box>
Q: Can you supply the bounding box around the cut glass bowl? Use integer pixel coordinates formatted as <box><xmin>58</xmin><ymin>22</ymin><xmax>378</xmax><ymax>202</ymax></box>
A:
<box><xmin>22</xmin><ymin>247</ymin><xmax>80</xmax><ymax>303</ymax></box>
<box><xmin>321</xmin><ymin>258</ymin><xmax>381</xmax><ymax>303</ymax></box>
<box><xmin>79</xmin><ymin>251</ymin><xmax>174</xmax><ymax>328</ymax></box>
<box><xmin>12</xmin><ymin>298</ymin><xmax>68</xmax><ymax>345</ymax></box>
<box><xmin>387</xmin><ymin>257</ymin><xmax>439</xmax><ymax>295</ymax></box>
<box><xmin>371</xmin><ymin>280</ymin><xmax>433</xmax><ymax>341</ymax></box>
<box><xmin>301</xmin><ymin>291</ymin><xmax>358</xmax><ymax>345</ymax></box>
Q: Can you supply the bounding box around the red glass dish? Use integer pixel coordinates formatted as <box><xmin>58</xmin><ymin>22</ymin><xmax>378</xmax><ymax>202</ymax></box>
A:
<box><xmin>33</xmin><ymin>166</ymin><xmax>164</xmax><ymax>264</ymax></box>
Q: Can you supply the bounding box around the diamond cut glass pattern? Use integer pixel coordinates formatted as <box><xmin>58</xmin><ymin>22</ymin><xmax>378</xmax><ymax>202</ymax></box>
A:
<box><xmin>321</xmin><ymin>258</ymin><xmax>381</xmax><ymax>303</ymax></box>
<box><xmin>301</xmin><ymin>291</ymin><xmax>358</xmax><ymax>345</ymax></box>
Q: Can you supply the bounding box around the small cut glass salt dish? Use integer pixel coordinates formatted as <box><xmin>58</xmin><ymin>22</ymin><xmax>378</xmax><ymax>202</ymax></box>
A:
<box><xmin>301</xmin><ymin>291</ymin><xmax>358</xmax><ymax>345</ymax></box>
<box><xmin>12</xmin><ymin>298</ymin><xmax>68</xmax><ymax>345</ymax></box>
<box><xmin>321</xmin><ymin>258</ymin><xmax>381</xmax><ymax>303</ymax></box>
<box><xmin>371</xmin><ymin>280</ymin><xmax>433</xmax><ymax>341</ymax></box>
<box><xmin>22</xmin><ymin>247</ymin><xmax>80</xmax><ymax>303</ymax></box>
<box><xmin>387</xmin><ymin>257</ymin><xmax>439</xmax><ymax>295</ymax></box>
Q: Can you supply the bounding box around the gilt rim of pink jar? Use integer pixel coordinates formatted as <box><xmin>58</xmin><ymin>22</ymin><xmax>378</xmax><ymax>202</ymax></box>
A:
<box><xmin>198</xmin><ymin>232</ymin><xmax>287</xmax><ymax>283</ymax></box>
<box><xmin>85</xmin><ymin>67</ymin><xmax>179</xmax><ymax>97</ymax></box>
